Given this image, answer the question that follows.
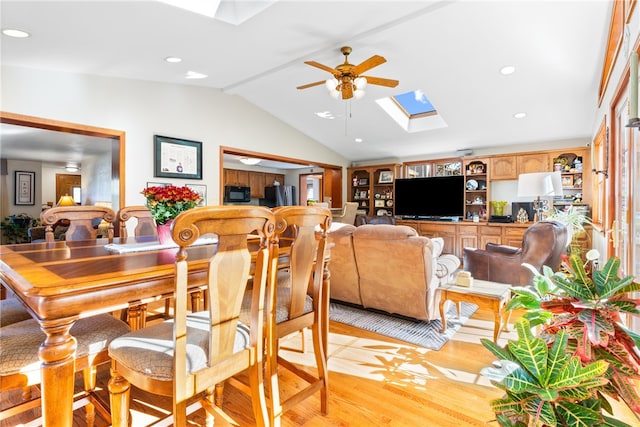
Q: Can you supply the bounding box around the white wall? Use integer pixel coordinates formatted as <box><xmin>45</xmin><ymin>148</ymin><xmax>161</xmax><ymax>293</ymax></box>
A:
<box><xmin>1</xmin><ymin>65</ymin><xmax>350</xmax><ymax>207</ymax></box>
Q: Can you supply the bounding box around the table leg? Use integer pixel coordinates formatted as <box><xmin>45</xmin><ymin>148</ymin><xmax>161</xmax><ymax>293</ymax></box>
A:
<box><xmin>39</xmin><ymin>320</ymin><xmax>77</xmax><ymax>427</ymax></box>
<box><xmin>439</xmin><ymin>296</ymin><xmax>447</xmax><ymax>333</ymax></box>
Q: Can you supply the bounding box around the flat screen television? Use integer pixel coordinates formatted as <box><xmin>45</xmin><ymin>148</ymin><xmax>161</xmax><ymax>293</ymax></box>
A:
<box><xmin>394</xmin><ymin>176</ymin><xmax>465</xmax><ymax>219</ymax></box>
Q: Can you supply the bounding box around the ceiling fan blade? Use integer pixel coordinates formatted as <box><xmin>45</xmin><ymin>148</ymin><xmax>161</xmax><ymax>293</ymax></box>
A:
<box><xmin>341</xmin><ymin>83</ymin><xmax>354</xmax><ymax>100</ymax></box>
<box><xmin>304</xmin><ymin>61</ymin><xmax>339</xmax><ymax>75</ymax></box>
<box><xmin>351</xmin><ymin>55</ymin><xmax>386</xmax><ymax>76</ymax></box>
<box><xmin>361</xmin><ymin>76</ymin><xmax>399</xmax><ymax>87</ymax></box>
<box><xmin>296</xmin><ymin>80</ymin><xmax>326</xmax><ymax>90</ymax></box>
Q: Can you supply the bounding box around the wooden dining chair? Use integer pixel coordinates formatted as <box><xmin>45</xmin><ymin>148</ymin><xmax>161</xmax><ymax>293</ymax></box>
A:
<box><xmin>107</xmin><ymin>206</ymin><xmax>276</xmax><ymax>427</ymax></box>
<box><xmin>41</xmin><ymin>206</ymin><xmax>116</xmax><ymax>242</ymax></box>
<box><xmin>0</xmin><ymin>314</ymin><xmax>130</xmax><ymax>424</ymax></box>
<box><xmin>229</xmin><ymin>205</ymin><xmax>331</xmax><ymax>425</ymax></box>
<box><xmin>117</xmin><ymin>205</ymin><xmax>157</xmax><ymax>239</ymax></box>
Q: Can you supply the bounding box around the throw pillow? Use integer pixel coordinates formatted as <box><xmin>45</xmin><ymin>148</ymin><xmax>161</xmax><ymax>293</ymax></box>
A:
<box><xmin>431</xmin><ymin>237</ymin><xmax>444</xmax><ymax>258</ymax></box>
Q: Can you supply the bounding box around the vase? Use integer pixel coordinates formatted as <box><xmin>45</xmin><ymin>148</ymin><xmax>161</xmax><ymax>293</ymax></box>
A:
<box><xmin>491</xmin><ymin>201</ymin><xmax>507</xmax><ymax>216</ymax></box>
<box><xmin>156</xmin><ymin>219</ymin><xmax>174</xmax><ymax>245</ymax></box>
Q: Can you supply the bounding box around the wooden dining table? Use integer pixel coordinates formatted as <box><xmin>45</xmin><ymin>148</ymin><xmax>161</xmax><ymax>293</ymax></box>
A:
<box><xmin>0</xmin><ymin>236</ymin><xmax>263</xmax><ymax>426</ymax></box>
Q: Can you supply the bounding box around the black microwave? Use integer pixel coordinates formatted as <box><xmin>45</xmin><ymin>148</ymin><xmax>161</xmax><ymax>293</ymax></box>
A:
<box><xmin>224</xmin><ymin>185</ymin><xmax>251</xmax><ymax>203</ymax></box>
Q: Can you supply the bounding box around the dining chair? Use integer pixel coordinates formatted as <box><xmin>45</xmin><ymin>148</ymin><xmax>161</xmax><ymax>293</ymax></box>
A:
<box><xmin>0</xmin><ymin>291</ymin><xmax>32</xmax><ymax>327</ymax></box>
<box><xmin>0</xmin><ymin>314</ymin><xmax>130</xmax><ymax>424</ymax></box>
<box><xmin>41</xmin><ymin>206</ymin><xmax>116</xmax><ymax>242</ymax></box>
<box><xmin>117</xmin><ymin>205</ymin><xmax>157</xmax><ymax>239</ymax></box>
<box><xmin>230</xmin><ymin>205</ymin><xmax>331</xmax><ymax>425</ymax></box>
<box><xmin>107</xmin><ymin>206</ymin><xmax>276</xmax><ymax>427</ymax></box>
<box><xmin>331</xmin><ymin>201</ymin><xmax>358</xmax><ymax>225</ymax></box>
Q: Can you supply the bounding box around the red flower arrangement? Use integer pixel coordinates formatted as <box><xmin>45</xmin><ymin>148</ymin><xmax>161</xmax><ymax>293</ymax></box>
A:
<box><xmin>141</xmin><ymin>185</ymin><xmax>201</xmax><ymax>225</ymax></box>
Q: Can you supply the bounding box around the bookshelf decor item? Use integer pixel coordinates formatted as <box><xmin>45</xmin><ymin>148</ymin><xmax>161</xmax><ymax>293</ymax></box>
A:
<box><xmin>379</xmin><ymin>171</ymin><xmax>393</xmax><ymax>183</ymax></box>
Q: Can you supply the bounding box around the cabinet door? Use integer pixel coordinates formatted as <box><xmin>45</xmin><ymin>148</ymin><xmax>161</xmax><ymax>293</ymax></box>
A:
<box><xmin>224</xmin><ymin>169</ymin><xmax>238</xmax><ymax>186</ymax></box>
<box><xmin>457</xmin><ymin>225</ymin><xmax>478</xmax><ymax>258</ymax></box>
<box><xmin>418</xmin><ymin>223</ymin><xmax>456</xmax><ymax>255</ymax></box>
<box><xmin>479</xmin><ymin>225</ymin><xmax>502</xmax><ymax>248</ymax></box>
<box><xmin>517</xmin><ymin>154</ymin><xmax>550</xmax><ymax>174</ymax></box>
<box><xmin>502</xmin><ymin>226</ymin><xmax>526</xmax><ymax>248</ymax></box>
<box><xmin>490</xmin><ymin>156</ymin><xmax>517</xmax><ymax>180</ymax></box>
<box><xmin>236</xmin><ymin>170</ymin><xmax>250</xmax><ymax>187</ymax></box>
<box><xmin>249</xmin><ymin>172</ymin><xmax>265</xmax><ymax>198</ymax></box>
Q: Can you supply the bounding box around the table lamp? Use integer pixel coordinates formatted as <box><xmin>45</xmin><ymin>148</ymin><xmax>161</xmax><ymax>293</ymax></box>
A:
<box><xmin>516</xmin><ymin>172</ymin><xmax>563</xmax><ymax>221</ymax></box>
<box><xmin>57</xmin><ymin>194</ymin><xmax>76</xmax><ymax>206</ymax></box>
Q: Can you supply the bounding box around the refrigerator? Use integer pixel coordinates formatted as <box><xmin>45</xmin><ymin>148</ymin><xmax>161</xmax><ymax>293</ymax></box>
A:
<box><xmin>261</xmin><ymin>185</ymin><xmax>296</xmax><ymax>207</ymax></box>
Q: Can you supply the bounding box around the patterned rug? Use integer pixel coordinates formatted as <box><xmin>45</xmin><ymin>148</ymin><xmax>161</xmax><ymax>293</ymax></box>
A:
<box><xmin>329</xmin><ymin>301</ymin><xmax>478</xmax><ymax>350</ymax></box>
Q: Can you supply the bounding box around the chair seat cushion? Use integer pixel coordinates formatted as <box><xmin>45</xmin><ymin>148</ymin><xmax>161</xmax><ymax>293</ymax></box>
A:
<box><xmin>0</xmin><ymin>298</ymin><xmax>32</xmax><ymax>327</ymax></box>
<box><xmin>241</xmin><ymin>284</ymin><xmax>313</xmax><ymax>324</ymax></box>
<box><xmin>108</xmin><ymin>312</ymin><xmax>250</xmax><ymax>381</ymax></box>
<box><xmin>1</xmin><ymin>314</ymin><xmax>130</xmax><ymax>376</ymax></box>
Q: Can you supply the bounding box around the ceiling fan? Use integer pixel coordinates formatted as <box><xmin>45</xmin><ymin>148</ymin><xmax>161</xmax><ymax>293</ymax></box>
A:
<box><xmin>297</xmin><ymin>46</ymin><xmax>399</xmax><ymax>100</ymax></box>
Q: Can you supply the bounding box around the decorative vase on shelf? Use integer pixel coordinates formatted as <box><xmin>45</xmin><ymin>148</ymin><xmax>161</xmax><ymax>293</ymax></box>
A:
<box><xmin>491</xmin><ymin>200</ymin><xmax>507</xmax><ymax>216</ymax></box>
<box><xmin>156</xmin><ymin>219</ymin><xmax>174</xmax><ymax>245</ymax></box>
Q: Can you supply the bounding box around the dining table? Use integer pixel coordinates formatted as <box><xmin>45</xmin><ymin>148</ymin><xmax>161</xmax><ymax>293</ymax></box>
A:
<box><xmin>0</xmin><ymin>235</ymin><xmax>276</xmax><ymax>426</ymax></box>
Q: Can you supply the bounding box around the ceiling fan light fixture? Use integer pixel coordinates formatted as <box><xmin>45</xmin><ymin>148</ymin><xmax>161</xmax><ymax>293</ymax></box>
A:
<box><xmin>354</xmin><ymin>77</ymin><xmax>367</xmax><ymax>90</ymax></box>
<box><xmin>329</xmin><ymin>89</ymin><xmax>341</xmax><ymax>99</ymax></box>
<box><xmin>354</xmin><ymin>89</ymin><xmax>366</xmax><ymax>100</ymax></box>
<box><xmin>239</xmin><ymin>157</ymin><xmax>261</xmax><ymax>166</ymax></box>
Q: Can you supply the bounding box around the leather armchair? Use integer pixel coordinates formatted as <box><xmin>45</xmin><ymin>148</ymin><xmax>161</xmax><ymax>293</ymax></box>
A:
<box><xmin>463</xmin><ymin>220</ymin><xmax>569</xmax><ymax>286</ymax></box>
<box><xmin>355</xmin><ymin>214</ymin><xmax>396</xmax><ymax>226</ymax></box>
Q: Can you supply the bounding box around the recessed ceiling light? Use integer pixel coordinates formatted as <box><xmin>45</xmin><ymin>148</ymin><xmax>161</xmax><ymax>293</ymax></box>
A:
<box><xmin>2</xmin><ymin>29</ymin><xmax>30</xmax><ymax>38</ymax></box>
<box><xmin>500</xmin><ymin>65</ymin><xmax>516</xmax><ymax>75</ymax></box>
<box><xmin>165</xmin><ymin>56</ymin><xmax>182</xmax><ymax>63</ymax></box>
<box><xmin>185</xmin><ymin>71</ymin><xmax>207</xmax><ymax>79</ymax></box>
<box><xmin>315</xmin><ymin>111</ymin><xmax>335</xmax><ymax>120</ymax></box>
<box><xmin>513</xmin><ymin>112</ymin><xmax>527</xmax><ymax>119</ymax></box>
<box><xmin>354</xmin><ymin>138</ymin><xmax>363</xmax><ymax>143</ymax></box>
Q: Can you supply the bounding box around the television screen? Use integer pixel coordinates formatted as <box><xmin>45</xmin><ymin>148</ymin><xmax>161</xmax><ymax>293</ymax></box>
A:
<box><xmin>394</xmin><ymin>176</ymin><xmax>464</xmax><ymax>219</ymax></box>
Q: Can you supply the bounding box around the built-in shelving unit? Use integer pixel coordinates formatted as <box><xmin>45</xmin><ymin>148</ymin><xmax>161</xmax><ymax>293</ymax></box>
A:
<box><xmin>348</xmin><ymin>164</ymin><xmax>401</xmax><ymax>217</ymax></box>
<box><xmin>463</xmin><ymin>159</ymin><xmax>489</xmax><ymax>221</ymax></box>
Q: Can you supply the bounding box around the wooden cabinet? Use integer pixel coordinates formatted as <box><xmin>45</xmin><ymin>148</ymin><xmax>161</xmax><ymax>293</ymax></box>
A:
<box><xmin>396</xmin><ymin>220</ymin><xmax>536</xmax><ymax>260</ymax></box>
<box><xmin>223</xmin><ymin>169</ymin><xmax>286</xmax><ymax>198</ymax></box>
<box><xmin>348</xmin><ymin>164</ymin><xmax>400</xmax><ymax>217</ymax></box>
<box><xmin>416</xmin><ymin>222</ymin><xmax>457</xmax><ymax>256</ymax></box>
<box><xmin>502</xmin><ymin>225</ymin><xmax>527</xmax><ymax>247</ymax></box>
<box><xmin>479</xmin><ymin>225</ymin><xmax>502</xmax><ymax>248</ymax></box>
<box><xmin>249</xmin><ymin>172</ymin><xmax>265</xmax><ymax>198</ymax></box>
<box><xmin>517</xmin><ymin>153</ymin><xmax>550</xmax><ymax>174</ymax></box>
<box><xmin>463</xmin><ymin>159</ymin><xmax>489</xmax><ymax>221</ymax></box>
<box><xmin>490</xmin><ymin>156</ymin><xmax>517</xmax><ymax>180</ymax></box>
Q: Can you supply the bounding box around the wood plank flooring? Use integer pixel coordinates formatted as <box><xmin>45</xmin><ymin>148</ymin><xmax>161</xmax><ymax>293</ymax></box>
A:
<box><xmin>3</xmin><ymin>305</ymin><xmax>639</xmax><ymax>426</ymax></box>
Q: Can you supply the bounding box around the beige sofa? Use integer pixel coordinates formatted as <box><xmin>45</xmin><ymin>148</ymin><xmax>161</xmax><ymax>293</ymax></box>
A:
<box><xmin>328</xmin><ymin>224</ymin><xmax>460</xmax><ymax>322</ymax></box>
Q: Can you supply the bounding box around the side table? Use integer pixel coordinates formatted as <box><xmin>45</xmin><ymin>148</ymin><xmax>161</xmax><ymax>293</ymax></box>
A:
<box><xmin>437</xmin><ymin>280</ymin><xmax>512</xmax><ymax>342</ymax></box>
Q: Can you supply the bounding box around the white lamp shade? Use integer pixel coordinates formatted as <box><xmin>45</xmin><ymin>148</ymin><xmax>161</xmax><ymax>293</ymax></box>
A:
<box><xmin>329</xmin><ymin>89</ymin><xmax>340</xmax><ymax>99</ymax></box>
<box><xmin>325</xmin><ymin>78</ymin><xmax>339</xmax><ymax>91</ymax></box>
<box><xmin>517</xmin><ymin>172</ymin><xmax>563</xmax><ymax>197</ymax></box>
<box><xmin>354</xmin><ymin>89</ymin><xmax>366</xmax><ymax>99</ymax></box>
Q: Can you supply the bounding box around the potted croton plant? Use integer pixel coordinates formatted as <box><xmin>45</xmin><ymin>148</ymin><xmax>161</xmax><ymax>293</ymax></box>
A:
<box><xmin>481</xmin><ymin>251</ymin><xmax>640</xmax><ymax>426</ymax></box>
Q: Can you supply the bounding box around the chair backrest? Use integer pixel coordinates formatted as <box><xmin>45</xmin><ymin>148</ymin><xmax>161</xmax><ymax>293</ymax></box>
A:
<box><xmin>41</xmin><ymin>206</ymin><xmax>116</xmax><ymax>242</ymax></box>
<box><xmin>521</xmin><ymin>219</ymin><xmax>569</xmax><ymax>277</ymax></box>
<box><xmin>272</xmin><ymin>205</ymin><xmax>331</xmax><ymax>322</ymax></box>
<box><xmin>170</xmin><ymin>206</ymin><xmax>275</xmax><ymax>400</ymax></box>
<box><xmin>118</xmin><ymin>205</ymin><xmax>157</xmax><ymax>239</ymax></box>
<box><xmin>333</xmin><ymin>202</ymin><xmax>359</xmax><ymax>225</ymax></box>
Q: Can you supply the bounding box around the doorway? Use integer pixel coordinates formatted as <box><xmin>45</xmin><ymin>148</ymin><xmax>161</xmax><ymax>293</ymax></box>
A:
<box><xmin>56</xmin><ymin>174</ymin><xmax>81</xmax><ymax>205</ymax></box>
<box><xmin>300</xmin><ymin>173</ymin><xmax>323</xmax><ymax>205</ymax></box>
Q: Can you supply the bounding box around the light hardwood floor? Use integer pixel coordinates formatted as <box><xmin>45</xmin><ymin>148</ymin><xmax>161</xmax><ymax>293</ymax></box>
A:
<box><xmin>3</xmin><ymin>305</ymin><xmax>639</xmax><ymax>426</ymax></box>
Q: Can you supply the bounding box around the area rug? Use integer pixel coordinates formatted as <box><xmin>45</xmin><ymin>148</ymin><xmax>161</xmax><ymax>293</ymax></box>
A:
<box><xmin>329</xmin><ymin>301</ymin><xmax>478</xmax><ymax>350</ymax></box>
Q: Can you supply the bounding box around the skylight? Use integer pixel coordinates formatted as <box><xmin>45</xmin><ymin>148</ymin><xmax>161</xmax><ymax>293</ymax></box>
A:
<box><xmin>376</xmin><ymin>89</ymin><xmax>447</xmax><ymax>133</ymax></box>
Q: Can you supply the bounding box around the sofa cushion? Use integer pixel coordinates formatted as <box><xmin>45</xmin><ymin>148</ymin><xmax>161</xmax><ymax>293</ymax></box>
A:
<box><xmin>352</xmin><ymin>224</ymin><xmax>417</xmax><ymax>240</ymax></box>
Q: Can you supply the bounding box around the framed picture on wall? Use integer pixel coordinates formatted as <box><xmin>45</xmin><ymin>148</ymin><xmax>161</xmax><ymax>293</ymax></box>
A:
<box><xmin>154</xmin><ymin>135</ymin><xmax>202</xmax><ymax>180</ymax></box>
<box><xmin>15</xmin><ymin>171</ymin><xmax>35</xmax><ymax>205</ymax></box>
<box><xmin>186</xmin><ymin>184</ymin><xmax>207</xmax><ymax>206</ymax></box>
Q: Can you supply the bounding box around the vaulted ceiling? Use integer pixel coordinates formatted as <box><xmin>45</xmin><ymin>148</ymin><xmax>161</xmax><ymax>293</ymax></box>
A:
<box><xmin>1</xmin><ymin>1</ymin><xmax>611</xmax><ymax>163</ymax></box>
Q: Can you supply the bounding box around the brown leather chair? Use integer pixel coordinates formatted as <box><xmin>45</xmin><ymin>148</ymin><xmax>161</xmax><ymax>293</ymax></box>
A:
<box><xmin>354</xmin><ymin>214</ymin><xmax>396</xmax><ymax>226</ymax></box>
<box><xmin>463</xmin><ymin>220</ymin><xmax>569</xmax><ymax>286</ymax></box>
